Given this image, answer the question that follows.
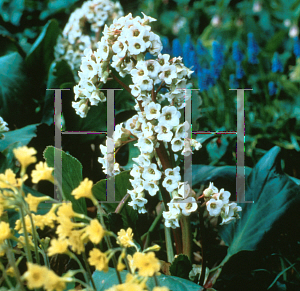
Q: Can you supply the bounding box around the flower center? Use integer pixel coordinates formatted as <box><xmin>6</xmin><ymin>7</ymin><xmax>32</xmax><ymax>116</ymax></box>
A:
<box><xmin>211</xmin><ymin>203</ymin><xmax>216</xmax><ymax>209</ymax></box>
<box><xmin>186</xmin><ymin>203</ymin><xmax>192</xmax><ymax>209</ymax></box>
<box><xmin>134</xmin><ymin>43</ymin><xmax>141</xmax><ymax>49</ymax></box>
<box><xmin>165</xmin><ymin>113</ymin><xmax>172</xmax><ymax>120</ymax></box>
<box><xmin>150</xmin><ymin>109</ymin><xmax>156</xmax><ymax>114</ymax></box>
<box><xmin>133</xmin><ymin>30</ymin><xmax>140</xmax><ymax>36</ymax></box>
<box><xmin>148</xmin><ymin>64</ymin><xmax>154</xmax><ymax>71</ymax></box>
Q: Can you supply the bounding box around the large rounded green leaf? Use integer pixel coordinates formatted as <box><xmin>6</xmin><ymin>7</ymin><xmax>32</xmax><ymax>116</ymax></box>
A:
<box><xmin>218</xmin><ymin>146</ymin><xmax>300</xmax><ymax>266</ymax></box>
<box><xmin>92</xmin><ymin>170</ymin><xmax>138</xmax><ymax>229</ymax></box>
<box><xmin>43</xmin><ymin>146</ymin><xmax>87</xmax><ymax>216</ymax></box>
<box><xmin>92</xmin><ymin>267</ymin><xmax>204</xmax><ymax>291</ymax></box>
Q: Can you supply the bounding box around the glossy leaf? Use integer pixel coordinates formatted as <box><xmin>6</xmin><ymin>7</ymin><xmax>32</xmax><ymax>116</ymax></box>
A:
<box><xmin>25</xmin><ymin>19</ymin><xmax>60</xmax><ymax>80</ymax></box>
<box><xmin>92</xmin><ymin>267</ymin><xmax>204</xmax><ymax>291</ymax></box>
<box><xmin>43</xmin><ymin>146</ymin><xmax>87</xmax><ymax>216</ymax></box>
<box><xmin>169</xmin><ymin>254</ymin><xmax>193</xmax><ymax>280</ymax></box>
<box><xmin>0</xmin><ymin>124</ymin><xmax>39</xmax><ymax>152</ymax></box>
<box><xmin>92</xmin><ymin>170</ymin><xmax>138</xmax><ymax>229</ymax></box>
<box><xmin>218</xmin><ymin>146</ymin><xmax>300</xmax><ymax>266</ymax></box>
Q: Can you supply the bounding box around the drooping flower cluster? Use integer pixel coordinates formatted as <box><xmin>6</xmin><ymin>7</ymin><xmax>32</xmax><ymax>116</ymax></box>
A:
<box><xmin>54</xmin><ymin>0</ymin><xmax>123</xmax><ymax>82</ymax></box>
<box><xmin>0</xmin><ymin>116</ymin><xmax>9</xmax><ymax>139</ymax></box>
<box><xmin>203</xmin><ymin>182</ymin><xmax>242</xmax><ymax>225</ymax></box>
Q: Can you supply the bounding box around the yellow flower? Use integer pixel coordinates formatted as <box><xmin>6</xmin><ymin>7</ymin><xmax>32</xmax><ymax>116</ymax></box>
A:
<box><xmin>117</xmin><ymin>250</ymin><xmax>126</xmax><ymax>271</ymax></box>
<box><xmin>153</xmin><ymin>287</ymin><xmax>170</xmax><ymax>291</ymax></box>
<box><xmin>31</xmin><ymin>161</ymin><xmax>54</xmax><ymax>184</ymax></box>
<box><xmin>17</xmin><ymin>214</ymin><xmax>34</xmax><ymax>234</ymax></box>
<box><xmin>0</xmin><ymin>169</ymin><xmax>17</xmax><ymax>189</ymax></box>
<box><xmin>13</xmin><ymin>146</ymin><xmax>37</xmax><ymax>172</ymax></box>
<box><xmin>71</xmin><ymin>178</ymin><xmax>95</xmax><ymax>201</ymax></box>
<box><xmin>16</xmin><ymin>235</ymin><xmax>35</xmax><ymax>250</ymax></box>
<box><xmin>22</xmin><ymin>262</ymin><xmax>48</xmax><ymax>289</ymax></box>
<box><xmin>88</xmin><ymin>248</ymin><xmax>109</xmax><ymax>272</ymax></box>
<box><xmin>33</xmin><ymin>204</ymin><xmax>58</xmax><ymax>230</ymax></box>
<box><xmin>43</xmin><ymin>269</ymin><xmax>66</xmax><ymax>291</ymax></box>
<box><xmin>25</xmin><ymin>193</ymin><xmax>51</xmax><ymax>212</ymax></box>
<box><xmin>56</xmin><ymin>218</ymin><xmax>75</xmax><ymax>239</ymax></box>
<box><xmin>6</xmin><ymin>266</ymin><xmax>14</xmax><ymax>277</ymax></box>
<box><xmin>117</xmin><ymin>228</ymin><xmax>134</xmax><ymax>247</ymax></box>
<box><xmin>84</xmin><ymin>219</ymin><xmax>105</xmax><ymax>244</ymax></box>
<box><xmin>48</xmin><ymin>238</ymin><xmax>68</xmax><ymax>256</ymax></box>
<box><xmin>57</xmin><ymin>202</ymin><xmax>75</xmax><ymax>219</ymax></box>
<box><xmin>67</xmin><ymin>229</ymin><xmax>85</xmax><ymax>254</ymax></box>
<box><xmin>105</xmin><ymin>282</ymin><xmax>146</xmax><ymax>291</ymax></box>
<box><xmin>132</xmin><ymin>252</ymin><xmax>160</xmax><ymax>277</ymax></box>
<box><xmin>0</xmin><ymin>221</ymin><xmax>12</xmax><ymax>243</ymax></box>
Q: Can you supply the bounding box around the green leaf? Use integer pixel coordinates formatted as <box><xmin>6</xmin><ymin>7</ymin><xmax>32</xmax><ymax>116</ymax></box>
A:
<box><xmin>218</xmin><ymin>146</ymin><xmax>300</xmax><ymax>266</ymax></box>
<box><xmin>25</xmin><ymin>19</ymin><xmax>60</xmax><ymax>79</ymax></box>
<box><xmin>0</xmin><ymin>124</ymin><xmax>39</xmax><ymax>151</ymax></box>
<box><xmin>122</xmin><ymin>142</ymin><xmax>140</xmax><ymax>171</ymax></box>
<box><xmin>40</xmin><ymin>0</ymin><xmax>80</xmax><ymax>20</ymax></box>
<box><xmin>188</xmin><ymin>164</ymin><xmax>252</xmax><ymax>196</ymax></box>
<box><xmin>0</xmin><ymin>142</ymin><xmax>22</xmax><ymax>173</ymax></box>
<box><xmin>43</xmin><ymin>146</ymin><xmax>87</xmax><ymax>216</ymax></box>
<box><xmin>0</xmin><ymin>52</ymin><xmax>36</xmax><ymax>126</ymax></box>
<box><xmin>92</xmin><ymin>267</ymin><xmax>203</xmax><ymax>291</ymax></box>
<box><xmin>42</xmin><ymin>60</ymin><xmax>75</xmax><ymax>125</ymax></box>
<box><xmin>169</xmin><ymin>254</ymin><xmax>193</xmax><ymax>280</ymax></box>
<box><xmin>92</xmin><ymin>170</ymin><xmax>138</xmax><ymax>229</ymax></box>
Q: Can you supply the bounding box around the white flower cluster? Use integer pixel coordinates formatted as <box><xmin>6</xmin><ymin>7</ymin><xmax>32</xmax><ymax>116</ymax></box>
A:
<box><xmin>97</xmin><ymin>137</ymin><xmax>121</xmax><ymax>176</ymax></box>
<box><xmin>0</xmin><ymin>116</ymin><xmax>9</xmax><ymax>139</ymax></box>
<box><xmin>75</xmin><ymin>12</ymin><xmax>202</xmax><ymax>227</ymax></box>
<box><xmin>72</xmin><ymin>12</ymin><xmax>194</xmax><ymax>118</ymax></box>
<box><xmin>54</xmin><ymin>0</ymin><xmax>123</xmax><ymax>82</ymax></box>
<box><xmin>203</xmin><ymin>182</ymin><xmax>242</xmax><ymax>225</ymax></box>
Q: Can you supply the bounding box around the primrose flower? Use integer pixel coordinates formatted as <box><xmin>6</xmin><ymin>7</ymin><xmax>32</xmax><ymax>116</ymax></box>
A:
<box><xmin>71</xmin><ymin>178</ymin><xmax>95</xmax><ymax>201</ymax></box>
<box><xmin>132</xmin><ymin>251</ymin><xmax>160</xmax><ymax>277</ymax></box>
<box><xmin>47</xmin><ymin>238</ymin><xmax>68</xmax><ymax>257</ymax></box>
<box><xmin>84</xmin><ymin>219</ymin><xmax>105</xmax><ymax>244</ymax></box>
<box><xmin>22</xmin><ymin>263</ymin><xmax>48</xmax><ymax>289</ymax></box>
<box><xmin>117</xmin><ymin>227</ymin><xmax>135</xmax><ymax>247</ymax></box>
<box><xmin>31</xmin><ymin>161</ymin><xmax>54</xmax><ymax>184</ymax></box>
<box><xmin>25</xmin><ymin>193</ymin><xmax>52</xmax><ymax>212</ymax></box>
<box><xmin>88</xmin><ymin>248</ymin><xmax>109</xmax><ymax>272</ymax></box>
<box><xmin>0</xmin><ymin>221</ymin><xmax>12</xmax><ymax>244</ymax></box>
<box><xmin>13</xmin><ymin>146</ymin><xmax>37</xmax><ymax>174</ymax></box>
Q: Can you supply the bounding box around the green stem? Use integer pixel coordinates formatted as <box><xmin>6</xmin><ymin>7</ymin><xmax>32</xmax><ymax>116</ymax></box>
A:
<box><xmin>82</xmin><ymin>251</ymin><xmax>97</xmax><ymax>291</ymax></box>
<box><xmin>6</xmin><ymin>248</ymin><xmax>26</xmax><ymax>291</ymax></box>
<box><xmin>164</xmin><ymin>225</ymin><xmax>174</xmax><ymax>263</ymax></box>
<box><xmin>153</xmin><ymin>274</ymin><xmax>160</xmax><ymax>286</ymax></box>
<box><xmin>19</xmin><ymin>207</ymin><xmax>32</xmax><ymax>262</ymax></box>
<box><xmin>28</xmin><ymin>212</ymin><xmax>40</xmax><ymax>264</ymax></box>
<box><xmin>67</xmin><ymin>251</ymin><xmax>90</xmax><ymax>286</ymax></box>
<box><xmin>0</xmin><ymin>262</ymin><xmax>14</xmax><ymax>289</ymax></box>
<box><xmin>198</xmin><ymin>204</ymin><xmax>207</xmax><ymax>286</ymax></box>
<box><xmin>94</xmin><ymin>202</ymin><xmax>123</xmax><ymax>284</ymax></box>
<box><xmin>141</xmin><ymin>207</ymin><xmax>163</xmax><ymax>241</ymax></box>
<box><xmin>115</xmin><ymin>193</ymin><xmax>130</xmax><ymax>214</ymax></box>
<box><xmin>180</xmin><ymin>216</ymin><xmax>192</xmax><ymax>260</ymax></box>
<box><xmin>168</xmin><ymin>142</ymin><xmax>175</xmax><ymax>168</ymax></box>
